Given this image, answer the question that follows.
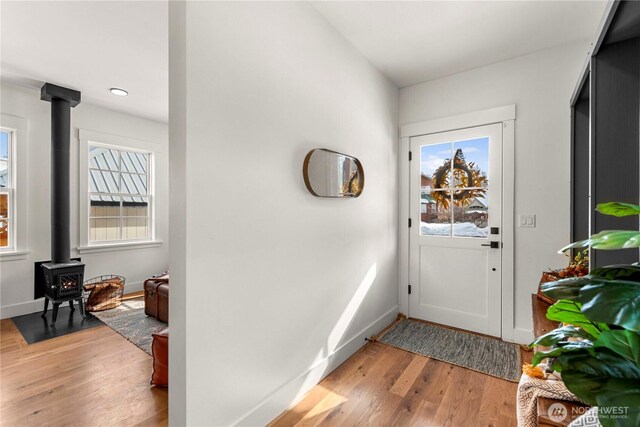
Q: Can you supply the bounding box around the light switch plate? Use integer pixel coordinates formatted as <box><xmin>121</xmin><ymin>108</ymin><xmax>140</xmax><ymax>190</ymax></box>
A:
<box><xmin>519</xmin><ymin>214</ymin><xmax>536</xmax><ymax>228</ymax></box>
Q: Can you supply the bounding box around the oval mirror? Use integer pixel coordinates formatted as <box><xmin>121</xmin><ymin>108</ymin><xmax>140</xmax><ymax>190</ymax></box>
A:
<box><xmin>303</xmin><ymin>149</ymin><xmax>364</xmax><ymax>198</ymax></box>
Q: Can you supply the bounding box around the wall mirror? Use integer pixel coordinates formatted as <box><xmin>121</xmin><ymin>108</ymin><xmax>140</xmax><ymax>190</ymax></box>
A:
<box><xmin>303</xmin><ymin>149</ymin><xmax>364</xmax><ymax>198</ymax></box>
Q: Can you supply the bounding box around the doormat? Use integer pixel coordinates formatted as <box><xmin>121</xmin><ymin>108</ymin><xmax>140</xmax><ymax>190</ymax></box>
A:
<box><xmin>377</xmin><ymin>318</ymin><xmax>522</xmax><ymax>382</ymax></box>
<box><xmin>91</xmin><ymin>298</ymin><xmax>166</xmax><ymax>355</ymax></box>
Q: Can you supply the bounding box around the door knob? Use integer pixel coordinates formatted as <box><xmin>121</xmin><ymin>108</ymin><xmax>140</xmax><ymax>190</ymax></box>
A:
<box><xmin>481</xmin><ymin>241</ymin><xmax>500</xmax><ymax>248</ymax></box>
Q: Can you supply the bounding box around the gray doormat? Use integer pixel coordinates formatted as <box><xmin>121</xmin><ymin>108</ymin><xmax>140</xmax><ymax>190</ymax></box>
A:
<box><xmin>91</xmin><ymin>298</ymin><xmax>166</xmax><ymax>355</ymax></box>
<box><xmin>377</xmin><ymin>318</ymin><xmax>521</xmax><ymax>382</ymax></box>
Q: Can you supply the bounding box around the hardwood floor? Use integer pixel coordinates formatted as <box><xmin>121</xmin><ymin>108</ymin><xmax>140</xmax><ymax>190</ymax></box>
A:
<box><xmin>269</xmin><ymin>341</ymin><xmax>525</xmax><ymax>427</ymax></box>
<box><xmin>2</xmin><ymin>307</ymin><xmax>525</xmax><ymax>427</ymax></box>
<box><xmin>0</xmin><ymin>318</ymin><xmax>167</xmax><ymax>427</ymax></box>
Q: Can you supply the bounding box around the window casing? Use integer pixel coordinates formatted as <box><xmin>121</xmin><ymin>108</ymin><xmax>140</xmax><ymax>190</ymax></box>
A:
<box><xmin>88</xmin><ymin>143</ymin><xmax>153</xmax><ymax>243</ymax></box>
<box><xmin>0</xmin><ymin>129</ymin><xmax>14</xmax><ymax>251</ymax></box>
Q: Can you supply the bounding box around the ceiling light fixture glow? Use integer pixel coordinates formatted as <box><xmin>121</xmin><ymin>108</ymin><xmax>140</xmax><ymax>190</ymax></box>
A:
<box><xmin>109</xmin><ymin>88</ymin><xmax>128</xmax><ymax>96</ymax></box>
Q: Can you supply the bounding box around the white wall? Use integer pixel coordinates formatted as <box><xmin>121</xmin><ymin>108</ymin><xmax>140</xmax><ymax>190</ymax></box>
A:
<box><xmin>169</xmin><ymin>2</ymin><xmax>399</xmax><ymax>425</ymax></box>
<box><xmin>0</xmin><ymin>82</ymin><xmax>169</xmax><ymax>318</ymax></box>
<box><xmin>399</xmin><ymin>41</ymin><xmax>590</xmax><ymax>342</ymax></box>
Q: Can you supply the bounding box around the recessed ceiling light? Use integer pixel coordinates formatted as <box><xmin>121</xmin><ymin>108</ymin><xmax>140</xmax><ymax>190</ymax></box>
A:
<box><xmin>109</xmin><ymin>88</ymin><xmax>128</xmax><ymax>96</ymax></box>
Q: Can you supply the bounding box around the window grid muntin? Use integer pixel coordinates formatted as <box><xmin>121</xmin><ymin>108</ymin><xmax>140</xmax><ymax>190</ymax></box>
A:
<box><xmin>88</xmin><ymin>144</ymin><xmax>151</xmax><ymax>243</ymax></box>
<box><xmin>420</xmin><ymin>138</ymin><xmax>489</xmax><ymax>238</ymax></box>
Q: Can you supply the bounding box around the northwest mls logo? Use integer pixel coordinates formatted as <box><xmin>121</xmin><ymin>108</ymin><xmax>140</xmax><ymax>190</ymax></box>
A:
<box><xmin>548</xmin><ymin>403</ymin><xmax>568</xmax><ymax>423</ymax></box>
<box><xmin>548</xmin><ymin>403</ymin><xmax>629</xmax><ymax>422</ymax></box>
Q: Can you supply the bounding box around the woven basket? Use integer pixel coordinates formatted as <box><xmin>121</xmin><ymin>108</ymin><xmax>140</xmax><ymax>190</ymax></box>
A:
<box><xmin>83</xmin><ymin>275</ymin><xmax>126</xmax><ymax>312</ymax></box>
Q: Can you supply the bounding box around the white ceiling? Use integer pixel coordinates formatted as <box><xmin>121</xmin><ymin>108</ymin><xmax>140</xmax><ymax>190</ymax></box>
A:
<box><xmin>311</xmin><ymin>1</ymin><xmax>608</xmax><ymax>87</ymax></box>
<box><xmin>1</xmin><ymin>1</ymin><xmax>168</xmax><ymax>123</ymax></box>
<box><xmin>1</xmin><ymin>1</ymin><xmax>607</xmax><ymax>122</ymax></box>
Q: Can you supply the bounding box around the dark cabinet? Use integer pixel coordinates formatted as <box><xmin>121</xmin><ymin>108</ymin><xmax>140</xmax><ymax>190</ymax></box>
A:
<box><xmin>570</xmin><ymin>0</ymin><xmax>640</xmax><ymax>268</ymax></box>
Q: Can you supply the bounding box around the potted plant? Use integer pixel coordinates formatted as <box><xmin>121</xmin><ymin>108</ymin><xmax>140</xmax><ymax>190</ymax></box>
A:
<box><xmin>531</xmin><ymin>202</ymin><xmax>640</xmax><ymax>427</ymax></box>
<box><xmin>537</xmin><ymin>249</ymin><xmax>589</xmax><ymax>305</ymax></box>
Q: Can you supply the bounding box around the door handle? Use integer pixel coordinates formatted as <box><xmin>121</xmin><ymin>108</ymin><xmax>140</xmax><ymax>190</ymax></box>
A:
<box><xmin>481</xmin><ymin>241</ymin><xmax>500</xmax><ymax>248</ymax></box>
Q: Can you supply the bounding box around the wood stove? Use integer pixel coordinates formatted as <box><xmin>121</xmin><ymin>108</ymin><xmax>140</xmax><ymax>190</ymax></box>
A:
<box><xmin>41</xmin><ymin>261</ymin><xmax>85</xmax><ymax>325</ymax></box>
<box><xmin>38</xmin><ymin>83</ymin><xmax>86</xmax><ymax>327</ymax></box>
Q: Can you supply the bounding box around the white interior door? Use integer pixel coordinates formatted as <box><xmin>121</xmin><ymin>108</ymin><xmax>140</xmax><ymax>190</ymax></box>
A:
<box><xmin>409</xmin><ymin>123</ymin><xmax>503</xmax><ymax>337</ymax></box>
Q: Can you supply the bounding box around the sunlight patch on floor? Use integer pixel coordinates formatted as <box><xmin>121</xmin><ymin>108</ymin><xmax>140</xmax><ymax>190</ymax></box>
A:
<box><xmin>300</xmin><ymin>386</ymin><xmax>348</xmax><ymax>421</ymax></box>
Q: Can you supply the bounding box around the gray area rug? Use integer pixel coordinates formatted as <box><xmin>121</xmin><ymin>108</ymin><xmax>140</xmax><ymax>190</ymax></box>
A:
<box><xmin>378</xmin><ymin>319</ymin><xmax>521</xmax><ymax>382</ymax></box>
<box><xmin>91</xmin><ymin>298</ymin><xmax>166</xmax><ymax>355</ymax></box>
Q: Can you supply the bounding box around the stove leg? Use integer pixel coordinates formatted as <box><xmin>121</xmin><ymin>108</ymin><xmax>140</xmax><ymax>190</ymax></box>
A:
<box><xmin>69</xmin><ymin>300</ymin><xmax>75</xmax><ymax>312</ymax></box>
<box><xmin>41</xmin><ymin>298</ymin><xmax>50</xmax><ymax>318</ymax></box>
<box><xmin>77</xmin><ymin>298</ymin><xmax>87</xmax><ymax>319</ymax></box>
<box><xmin>50</xmin><ymin>302</ymin><xmax>61</xmax><ymax>327</ymax></box>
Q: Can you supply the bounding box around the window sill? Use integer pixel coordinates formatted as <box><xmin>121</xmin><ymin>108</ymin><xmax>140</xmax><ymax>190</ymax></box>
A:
<box><xmin>0</xmin><ymin>250</ymin><xmax>30</xmax><ymax>261</ymax></box>
<box><xmin>77</xmin><ymin>240</ymin><xmax>163</xmax><ymax>254</ymax></box>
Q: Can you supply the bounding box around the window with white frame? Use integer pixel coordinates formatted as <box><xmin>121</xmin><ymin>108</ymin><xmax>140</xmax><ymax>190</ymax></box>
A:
<box><xmin>0</xmin><ymin>130</ymin><xmax>13</xmax><ymax>249</ymax></box>
<box><xmin>88</xmin><ymin>144</ymin><xmax>152</xmax><ymax>242</ymax></box>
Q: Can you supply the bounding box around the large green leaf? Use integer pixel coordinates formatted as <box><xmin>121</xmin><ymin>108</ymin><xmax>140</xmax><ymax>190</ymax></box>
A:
<box><xmin>546</xmin><ymin>300</ymin><xmax>608</xmax><ymax>338</ymax></box>
<box><xmin>557</xmin><ymin>348</ymin><xmax>640</xmax><ymax>403</ymax></box>
<box><xmin>595</xmin><ymin>330</ymin><xmax>640</xmax><ymax>365</ymax></box>
<box><xmin>597</xmin><ymin>202</ymin><xmax>640</xmax><ymax>217</ymax></box>
<box><xmin>557</xmin><ymin>349</ymin><xmax>640</xmax><ymax>427</ymax></box>
<box><xmin>579</xmin><ymin>281</ymin><xmax>640</xmax><ymax>332</ymax></box>
<box><xmin>591</xmin><ymin>230</ymin><xmax>640</xmax><ymax>250</ymax></box>
<box><xmin>541</xmin><ymin>276</ymin><xmax>594</xmax><ymax>300</ymax></box>
<box><xmin>561</xmin><ymin>230</ymin><xmax>640</xmax><ymax>252</ymax></box>
<box><xmin>531</xmin><ymin>325</ymin><xmax>596</xmax><ymax>347</ymax></box>
<box><xmin>542</xmin><ymin>267</ymin><xmax>640</xmax><ymax>301</ymax></box>
<box><xmin>531</xmin><ymin>341</ymin><xmax>593</xmax><ymax>366</ymax></box>
<box><xmin>597</xmin><ymin>385</ymin><xmax>640</xmax><ymax>427</ymax></box>
<box><xmin>591</xmin><ymin>265</ymin><xmax>640</xmax><ymax>281</ymax></box>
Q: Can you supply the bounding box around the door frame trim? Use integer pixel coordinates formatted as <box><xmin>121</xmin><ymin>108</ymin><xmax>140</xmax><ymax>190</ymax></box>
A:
<box><xmin>398</xmin><ymin>105</ymin><xmax>516</xmax><ymax>342</ymax></box>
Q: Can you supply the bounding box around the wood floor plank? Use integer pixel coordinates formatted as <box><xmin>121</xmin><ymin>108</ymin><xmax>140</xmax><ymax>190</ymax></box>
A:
<box><xmin>387</xmin><ymin>359</ymin><xmax>457</xmax><ymax>427</ymax></box>
<box><xmin>270</xmin><ymin>341</ymin><xmax>521</xmax><ymax>427</ymax></box>
<box><xmin>342</xmin><ymin>387</ymin><xmax>404</xmax><ymax>427</ymax></box>
<box><xmin>294</xmin><ymin>388</ymin><xmax>350</xmax><ymax>426</ymax></box>
<box><xmin>438</xmin><ymin>368</ymin><xmax>486</xmax><ymax>426</ymax></box>
<box><xmin>389</xmin><ymin>355</ymin><xmax>429</xmax><ymax>398</ymax></box>
<box><xmin>0</xmin><ymin>318</ymin><xmax>167</xmax><ymax>427</ymax></box>
<box><xmin>135</xmin><ymin>408</ymin><xmax>169</xmax><ymax>427</ymax></box>
<box><xmin>298</xmin><ymin>346</ymin><xmax>402</xmax><ymax>426</ymax></box>
<box><xmin>428</xmin><ymin>365</ymin><xmax>472</xmax><ymax>426</ymax></box>
<box><xmin>269</xmin><ymin>385</ymin><xmax>333</xmax><ymax>427</ymax></box>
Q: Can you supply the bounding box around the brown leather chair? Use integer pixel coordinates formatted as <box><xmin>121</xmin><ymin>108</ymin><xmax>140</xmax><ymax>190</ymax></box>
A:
<box><xmin>144</xmin><ymin>272</ymin><xmax>168</xmax><ymax>323</ymax></box>
<box><xmin>151</xmin><ymin>328</ymin><xmax>168</xmax><ymax>387</ymax></box>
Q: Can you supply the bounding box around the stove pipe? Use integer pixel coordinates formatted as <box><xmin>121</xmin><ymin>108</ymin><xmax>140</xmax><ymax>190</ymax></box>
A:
<box><xmin>40</xmin><ymin>83</ymin><xmax>81</xmax><ymax>264</ymax></box>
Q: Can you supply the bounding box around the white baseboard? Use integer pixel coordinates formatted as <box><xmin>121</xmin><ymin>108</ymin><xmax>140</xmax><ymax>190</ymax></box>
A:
<box><xmin>124</xmin><ymin>280</ymin><xmax>144</xmax><ymax>295</ymax></box>
<box><xmin>0</xmin><ymin>281</ymin><xmax>144</xmax><ymax>319</ymax></box>
<box><xmin>0</xmin><ymin>299</ymin><xmax>44</xmax><ymax>319</ymax></box>
<box><xmin>232</xmin><ymin>305</ymin><xmax>400</xmax><ymax>427</ymax></box>
<box><xmin>513</xmin><ymin>327</ymin><xmax>534</xmax><ymax>345</ymax></box>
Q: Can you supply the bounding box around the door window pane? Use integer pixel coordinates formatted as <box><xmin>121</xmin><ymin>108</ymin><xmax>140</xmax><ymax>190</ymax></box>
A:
<box><xmin>420</xmin><ymin>142</ymin><xmax>451</xmax><ymax>192</ymax></box>
<box><xmin>453</xmin><ymin>137</ymin><xmax>488</xmax><ymax>188</ymax></box>
<box><xmin>454</xmin><ymin>196</ymin><xmax>488</xmax><ymax>238</ymax></box>
<box><xmin>420</xmin><ymin>137</ymin><xmax>489</xmax><ymax>238</ymax></box>
<box><xmin>420</xmin><ymin>190</ymin><xmax>451</xmax><ymax>236</ymax></box>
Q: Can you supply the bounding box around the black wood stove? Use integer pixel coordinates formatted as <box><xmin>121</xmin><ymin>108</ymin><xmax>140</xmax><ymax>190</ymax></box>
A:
<box><xmin>38</xmin><ymin>83</ymin><xmax>86</xmax><ymax>327</ymax></box>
